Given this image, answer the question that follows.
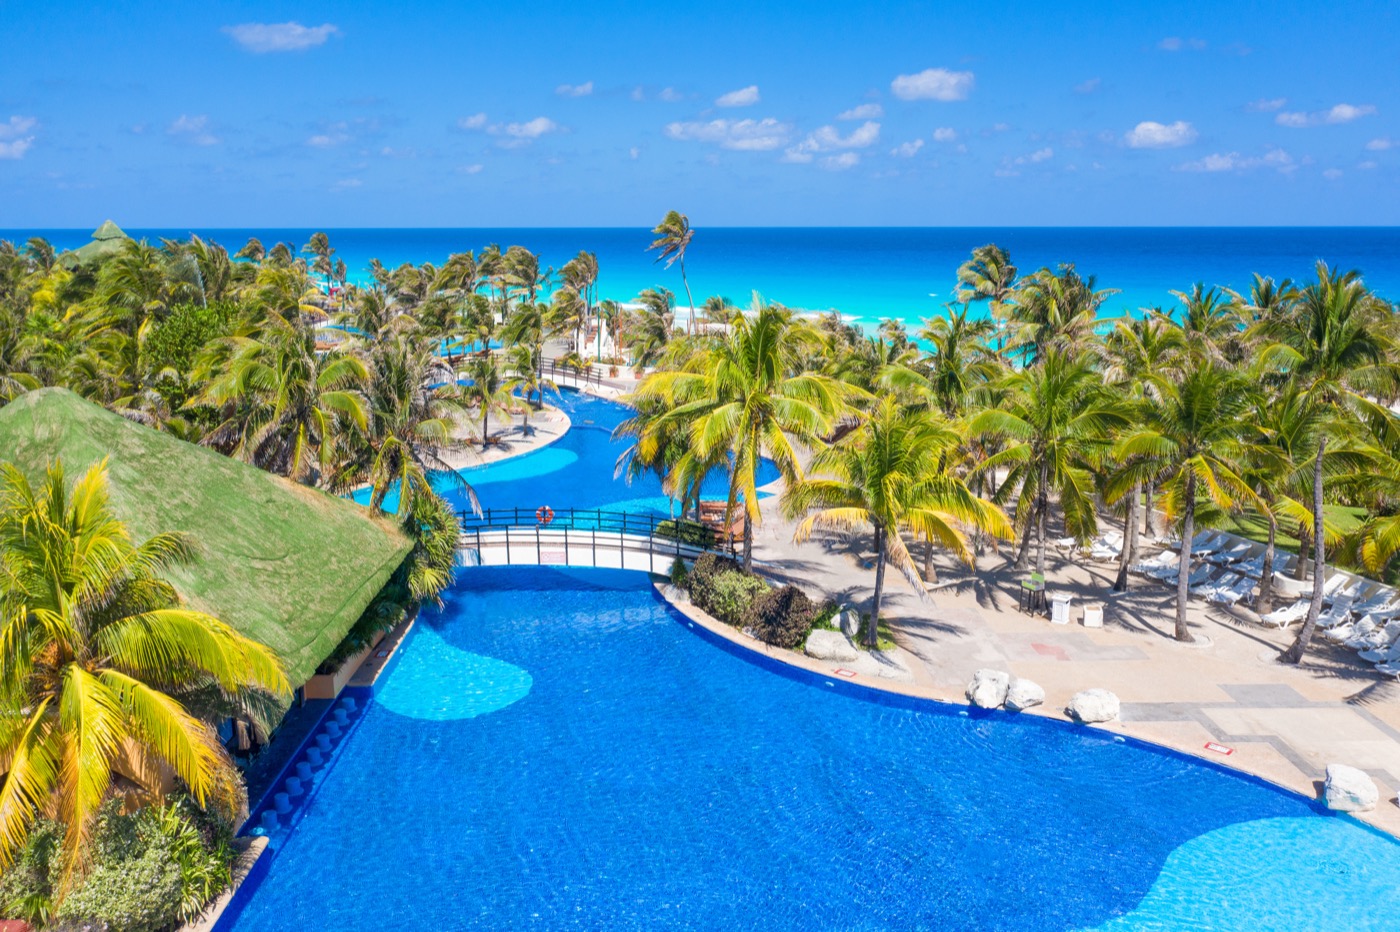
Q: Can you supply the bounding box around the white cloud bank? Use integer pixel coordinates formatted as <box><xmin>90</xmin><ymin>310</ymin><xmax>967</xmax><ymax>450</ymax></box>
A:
<box><xmin>556</xmin><ymin>82</ymin><xmax>593</xmax><ymax>97</ymax></box>
<box><xmin>715</xmin><ymin>86</ymin><xmax>760</xmax><ymax>107</ymax></box>
<box><xmin>664</xmin><ymin>117</ymin><xmax>791</xmax><ymax>150</ymax></box>
<box><xmin>222</xmin><ymin>22</ymin><xmax>339</xmax><ymax>53</ymax></box>
<box><xmin>932</xmin><ymin>127</ymin><xmax>957</xmax><ymax>142</ymax></box>
<box><xmin>783</xmin><ymin>121</ymin><xmax>880</xmax><ymax>163</ymax></box>
<box><xmin>1175</xmin><ymin>148</ymin><xmax>1294</xmax><ymax>173</ymax></box>
<box><xmin>1124</xmin><ymin>120</ymin><xmax>1197</xmax><ymax>148</ymax></box>
<box><xmin>0</xmin><ymin>115</ymin><xmax>37</xmax><ymax>159</ymax></box>
<box><xmin>891</xmin><ymin>139</ymin><xmax>924</xmax><ymax>158</ymax></box>
<box><xmin>838</xmin><ymin>103</ymin><xmax>884</xmax><ymax>120</ymax></box>
<box><xmin>890</xmin><ymin>68</ymin><xmax>974</xmax><ymax>101</ymax></box>
<box><xmin>457</xmin><ymin>114</ymin><xmax>560</xmax><ymax>145</ymax></box>
<box><xmin>1276</xmin><ymin>103</ymin><xmax>1376</xmax><ymax>127</ymax></box>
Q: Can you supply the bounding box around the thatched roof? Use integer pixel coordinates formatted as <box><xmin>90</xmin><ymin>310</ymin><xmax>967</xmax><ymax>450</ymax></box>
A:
<box><xmin>0</xmin><ymin>389</ymin><xmax>412</xmax><ymax>684</ymax></box>
<box><xmin>66</xmin><ymin>219</ymin><xmax>132</xmax><ymax>265</ymax></box>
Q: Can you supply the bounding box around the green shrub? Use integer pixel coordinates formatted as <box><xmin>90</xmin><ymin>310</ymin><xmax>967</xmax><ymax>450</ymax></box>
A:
<box><xmin>668</xmin><ymin>556</ymin><xmax>688</xmax><ymax>588</ymax></box>
<box><xmin>0</xmin><ymin>819</ymin><xmax>61</xmax><ymax>925</ymax></box>
<box><xmin>811</xmin><ymin>601</ymin><xmax>840</xmax><ymax>631</ymax></box>
<box><xmin>699</xmin><ymin>571</ymin><xmax>769</xmax><ymax>626</ymax></box>
<box><xmin>744</xmin><ymin>585</ymin><xmax>819</xmax><ymax>649</ymax></box>
<box><xmin>654</xmin><ymin>519</ymin><xmax>717</xmax><ymax>549</ymax></box>
<box><xmin>58</xmin><ymin>842</ymin><xmax>182</xmax><ymax>932</ymax></box>
<box><xmin>686</xmin><ymin>552</ymin><xmax>741</xmax><ymax>596</ymax></box>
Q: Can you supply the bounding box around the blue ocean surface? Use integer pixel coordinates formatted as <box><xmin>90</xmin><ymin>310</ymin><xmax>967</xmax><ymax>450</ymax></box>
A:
<box><xmin>10</xmin><ymin>227</ymin><xmax>1400</xmax><ymax>329</ymax></box>
<box><xmin>225</xmin><ymin>566</ymin><xmax>1400</xmax><ymax>931</ymax></box>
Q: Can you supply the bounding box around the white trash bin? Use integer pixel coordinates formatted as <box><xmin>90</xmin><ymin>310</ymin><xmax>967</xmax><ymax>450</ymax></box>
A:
<box><xmin>1051</xmin><ymin>594</ymin><xmax>1073</xmax><ymax>625</ymax></box>
<box><xmin>1083</xmin><ymin>604</ymin><xmax>1104</xmax><ymax>628</ymax></box>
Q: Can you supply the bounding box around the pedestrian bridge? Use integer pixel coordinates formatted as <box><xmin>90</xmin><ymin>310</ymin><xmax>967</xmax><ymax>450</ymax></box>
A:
<box><xmin>457</xmin><ymin>507</ymin><xmax>736</xmax><ymax>574</ymax></box>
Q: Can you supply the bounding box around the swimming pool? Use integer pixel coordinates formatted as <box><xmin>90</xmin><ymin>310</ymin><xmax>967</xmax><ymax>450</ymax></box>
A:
<box><xmin>227</xmin><ymin>567</ymin><xmax>1400</xmax><ymax>931</ymax></box>
<box><xmin>353</xmin><ymin>388</ymin><xmax>780</xmax><ymax>517</ymax></box>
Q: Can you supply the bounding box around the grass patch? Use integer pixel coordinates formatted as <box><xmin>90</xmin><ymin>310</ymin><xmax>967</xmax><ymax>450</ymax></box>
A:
<box><xmin>853</xmin><ymin>612</ymin><xmax>898</xmax><ymax>652</ymax></box>
<box><xmin>1218</xmin><ymin>504</ymin><xmax>1367</xmax><ymax>552</ymax></box>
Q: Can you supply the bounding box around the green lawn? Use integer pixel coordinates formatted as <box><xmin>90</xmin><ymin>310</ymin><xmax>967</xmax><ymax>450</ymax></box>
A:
<box><xmin>1219</xmin><ymin>504</ymin><xmax>1368</xmax><ymax>552</ymax></box>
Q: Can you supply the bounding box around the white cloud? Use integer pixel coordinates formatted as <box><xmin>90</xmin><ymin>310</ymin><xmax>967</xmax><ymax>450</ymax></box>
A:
<box><xmin>1277</xmin><ymin>103</ymin><xmax>1376</xmax><ymax>128</ymax></box>
<box><xmin>456</xmin><ymin>164</ymin><xmax>484</xmax><ymax>175</ymax></box>
<box><xmin>167</xmin><ymin>114</ymin><xmax>219</xmax><ymax>146</ymax></box>
<box><xmin>0</xmin><ymin>115</ymin><xmax>36</xmax><ymax>159</ymax></box>
<box><xmin>630</xmin><ymin>86</ymin><xmax>645</xmax><ymax>101</ymax></box>
<box><xmin>1174</xmin><ymin>148</ymin><xmax>1294</xmax><ymax>173</ymax></box>
<box><xmin>1323</xmin><ymin>168</ymin><xmax>1344</xmax><ymax>179</ymax></box>
<box><xmin>1124</xmin><ymin>120</ymin><xmax>1197</xmax><ymax>148</ymax></box>
<box><xmin>784</xmin><ymin>121</ymin><xmax>880</xmax><ymax>163</ymax></box>
<box><xmin>307</xmin><ymin>132</ymin><xmax>347</xmax><ymax>148</ymax></box>
<box><xmin>891</xmin><ymin>139</ymin><xmax>924</xmax><ymax>158</ymax></box>
<box><xmin>1367</xmin><ymin>138</ymin><xmax>1395</xmax><ymax>151</ymax></box>
<box><xmin>1158</xmin><ymin>37</ymin><xmax>1206</xmax><ymax>51</ymax></box>
<box><xmin>821</xmin><ymin>152</ymin><xmax>860</xmax><ymax>170</ymax></box>
<box><xmin>932</xmin><ymin>127</ymin><xmax>957</xmax><ymax>142</ymax></box>
<box><xmin>222</xmin><ymin>22</ymin><xmax>339</xmax><ymax>53</ymax></box>
<box><xmin>1359</xmin><ymin>160</ymin><xmax>1378</xmax><ymax>170</ymax></box>
<box><xmin>891</xmin><ymin>67</ymin><xmax>974</xmax><ymax>101</ymax></box>
<box><xmin>1246</xmin><ymin>97</ymin><xmax>1287</xmax><ymax>112</ymax></box>
<box><xmin>492</xmin><ymin>117</ymin><xmax>560</xmax><ymax>143</ymax></box>
<box><xmin>658</xmin><ymin>87</ymin><xmax>684</xmax><ymax>102</ymax></box>
<box><xmin>629</xmin><ymin>146</ymin><xmax>640</xmax><ymax>160</ymax></box>
<box><xmin>715</xmin><ymin>85</ymin><xmax>760</xmax><ymax>108</ymax></box>
<box><xmin>458</xmin><ymin>113</ymin><xmax>488</xmax><ymax>130</ymax></box>
<box><xmin>332</xmin><ymin>178</ymin><xmax>362</xmax><ymax>190</ymax></box>
<box><xmin>1016</xmin><ymin>147</ymin><xmax>1054</xmax><ymax>164</ymax></box>
<box><xmin>556</xmin><ymin>81</ymin><xmax>593</xmax><ymax>97</ymax></box>
<box><xmin>838</xmin><ymin>103</ymin><xmax>884</xmax><ymax>120</ymax></box>
<box><xmin>665</xmin><ymin>117</ymin><xmax>791</xmax><ymax>151</ymax></box>
<box><xmin>1075</xmin><ymin>77</ymin><xmax>1101</xmax><ymax>94</ymax></box>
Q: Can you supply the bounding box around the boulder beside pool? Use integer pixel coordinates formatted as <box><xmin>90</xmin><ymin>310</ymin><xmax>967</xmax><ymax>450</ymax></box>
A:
<box><xmin>1324</xmin><ymin>763</ymin><xmax>1379</xmax><ymax>812</ymax></box>
<box><xmin>1005</xmin><ymin>677</ymin><xmax>1045</xmax><ymax>712</ymax></box>
<box><xmin>805</xmin><ymin>629</ymin><xmax>859</xmax><ymax>662</ymax></box>
<box><xmin>967</xmin><ymin>669</ymin><xmax>1011</xmax><ymax>709</ymax></box>
<box><xmin>1067</xmin><ymin>688</ymin><xmax>1120</xmax><ymax>723</ymax></box>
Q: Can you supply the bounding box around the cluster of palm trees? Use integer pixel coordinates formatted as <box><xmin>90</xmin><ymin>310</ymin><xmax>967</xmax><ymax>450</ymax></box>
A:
<box><xmin>621</xmin><ymin>246</ymin><xmax>1400</xmax><ymax>665</ymax></box>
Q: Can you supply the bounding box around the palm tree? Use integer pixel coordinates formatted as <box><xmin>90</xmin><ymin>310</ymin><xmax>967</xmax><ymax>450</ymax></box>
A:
<box><xmin>1170</xmin><ymin>283</ymin><xmax>1245</xmax><ymax>360</ymax></box>
<box><xmin>461</xmin><ymin>352</ymin><xmax>515</xmax><ymax>447</ymax></box>
<box><xmin>955</xmin><ymin>243</ymin><xmax>1018</xmax><ymax>348</ymax></box>
<box><xmin>784</xmin><ymin>397</ymin><xmax>1011</xmax><ymax>645</ymax></box>
<box><xmin>629</xmin><ymin>288</ymin><xmax>677</xmax><ymax>370</ymax></box>
<box><xmin>1111</xmin><ymin>361</ymin><xmax>1261</xmax><ymax>641</ymax></box>
<box><xmin>0</xmin><ymin>460</ymin><xmax>289</xmax><ymax>884</ymax></box>
<box><xmin>302</xmin><ymin>232</ymin><xmax>334</xmax><ymax>293</ymax></box>
<box><xmin>500</xmin><ymin>301</ymin><xmax>548</xmax><ymax>406</ymax></box>
<box><xmin>192</xmin><ymin>317</ymin><xmax>369</xmax><ymax>481</ymax></box>
<box><xmin>630</xmin><ymin>302</ymin><xmax>847</xmax><ymax>570</ymax></box>
<box><xmin>647</xmin><ymin>211</ymin><xmax>695</xmax><ymax>334</ymax></box>
<box><xmin>918</xmin><ymin>302</ymin><xmax>1001</xmax><ymax>417</ymax></box>
<box><xmin>1253</xmin><ymin>263</ymin><xmax>1400</xmax><ymax>663</ymax></box>
<box><xmin>1006</xmin><ymin>265</ymin><xmax>1117</xmax><ymax>365</ymax></box>
<box><xmin>971</xmin><ymin>350</ymin><xmax>1129</xmax><ymax>573</ymax></box>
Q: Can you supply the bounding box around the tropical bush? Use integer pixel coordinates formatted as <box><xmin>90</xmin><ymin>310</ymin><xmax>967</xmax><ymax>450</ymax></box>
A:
<box><xmin>744</xmin><ymin>585</ymin><xmax>818</xmax><ymax>649</ymax></box>
<box><xmin>696</xmin><ymin>571</ymin><xmax>770</xmax><ymax>626</ymax></box>
<box><xmin>654</xmin><ymin>518</ymin><xmax>717</xmax><ymax>549</ymax></box>
<box><xmin>668</xmin><ymin>555</ymin><xmax>688</xmax><ymax>588</ymax></box>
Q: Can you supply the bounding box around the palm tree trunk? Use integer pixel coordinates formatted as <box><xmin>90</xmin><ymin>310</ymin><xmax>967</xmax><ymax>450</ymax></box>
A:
<box><xmin>1256</xmin><ymin>503</ymin><xmax>1278</xmax><ymax>616</ymax></box>
<box><xmin>869</xmin><ymin>524</ymin><xmax>887</xmax><ymax>648</ymax></box>
<box><xmin>742</xmin><ymin>512</ymin><xmax>754</xmax><ymax>573</ymax></box>
<box><xmin>1283</xmin><ymin>438</ymin><xmax>1327</xmax><ymax>664</ymax></box>
<box><xmin>1294</xmin><ymin>521</ymin><xmax>1312</xmax><ymax>581</ymax></box>
<box><xmin>680</xmin><ymin>257</ymin><xmax>695</xmax><ymax>337</ymax></box>
<box><xmin>482</xmin><ymin>408</ymin><xmax>489</xmax><ymax>447</ymax></box>
<box><xmin>1113</xmin><ymin>482</ymin><xmax>1140</xmax><ymax>592</ymax></box>
<box><xmin>1014</xmin><ymin>502</ymin><xmax>1034</xmax><ymax>570</ymax></box>
<box><xmin>1176</xmin><ymin>475</ymin><xmax>1196</xmax><ymax>643</ymax></box>
<box><xmin>922</xmin><ymin>537</ymin><xmax>938</xmax><ymax>585</ymax></box>
<box><xmin>1143</xmin><ymin>483</ymin><xmax>1155</xmax><ymax>538</ymax></box>
<box><xmin>1034</xmin><ymin>459</ymin><xmax>1050</xmax><ymax>574</ymax></box>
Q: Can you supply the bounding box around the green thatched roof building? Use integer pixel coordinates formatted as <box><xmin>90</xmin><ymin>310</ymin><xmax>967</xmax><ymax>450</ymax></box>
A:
<box><xmin>0</xmin><ymin>388</ymin><xmax>412</xmax><ymax>684</ymax></box>
<box><xmin>64</xmin><ymin>219</ymin><xmax>132</xmax><ymax>266</ymax></box>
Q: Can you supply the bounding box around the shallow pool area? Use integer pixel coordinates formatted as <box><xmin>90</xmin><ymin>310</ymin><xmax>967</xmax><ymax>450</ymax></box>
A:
<box><xmin>226</xmin><ymin>567</ymin><xmax>1400</xmax><ymax>931</ymax></box>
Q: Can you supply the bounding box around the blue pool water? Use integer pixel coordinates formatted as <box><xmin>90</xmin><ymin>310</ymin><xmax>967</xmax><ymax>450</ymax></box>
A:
<box><xmin>353</xmin><ymin>387</ymin><xmax>779</xmax><ymax>517</ymax></box>
<box><xmin>227</xmin><ymin>567</ymin><xmax>1400</xmax><ymax>930</ymax></box>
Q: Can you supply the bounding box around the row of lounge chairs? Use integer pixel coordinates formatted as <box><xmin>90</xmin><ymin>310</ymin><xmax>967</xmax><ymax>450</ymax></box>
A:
<box><xmin>1125</xmin><ymin>529</ymin><xmax>1400</xmax><ymax>678</ymax></box>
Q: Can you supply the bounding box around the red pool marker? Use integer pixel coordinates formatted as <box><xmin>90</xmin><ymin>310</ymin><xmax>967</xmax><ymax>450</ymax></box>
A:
<box><xmin>1204</xmin><ymin>742</ymin><xmax>1235</xmax><ymax>756</ymax></box>
<box><xmin>832</xmin><ymin>668</ymin><xmax>857</xmax><ymax>678</ymax></box>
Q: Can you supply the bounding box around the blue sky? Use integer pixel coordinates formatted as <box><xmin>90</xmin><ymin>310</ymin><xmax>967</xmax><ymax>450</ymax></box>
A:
<box><xmin>0</xmin><ymin>0</ymin><xmax>1396</xmax><ymax>226</ymax></box>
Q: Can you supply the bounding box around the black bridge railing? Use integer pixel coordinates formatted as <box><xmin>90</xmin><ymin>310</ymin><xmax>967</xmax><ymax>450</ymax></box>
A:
<box><xmin>455</xmin><ymin>507</ymin><xmax>738</xmax><ymax>567</ymax></box>
<box><xmin>543</xmin><ymin>357</ymin><xmax>603</xmax><ymax>391</ymax></box>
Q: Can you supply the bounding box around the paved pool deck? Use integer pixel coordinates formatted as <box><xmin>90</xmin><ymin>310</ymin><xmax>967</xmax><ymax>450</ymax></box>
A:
<box><xmin>743</xmin><ymin>495</ymin><xmax>1400</xmax><ymax>838</ymax></box>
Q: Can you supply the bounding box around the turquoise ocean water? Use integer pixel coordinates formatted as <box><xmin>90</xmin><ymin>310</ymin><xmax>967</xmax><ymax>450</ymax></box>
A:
<box><xmin>10</xmin><ymin>227</ymin><xmax>1400</xmax><ymax>330</ymax></box>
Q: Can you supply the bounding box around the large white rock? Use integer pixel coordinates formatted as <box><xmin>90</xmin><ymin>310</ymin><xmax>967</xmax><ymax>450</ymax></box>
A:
<box><xmin>805</xmin><ymin>629</ymin><xmax>859</xmax><ymax>663</ymax></box>
<box><xmin>838</xmin><ymin>609</ymin><xmax>861</xmax><ymax>638</ymax></box>
<box><xmin>1067</xmin><ymin>688</ymin><xmax>1120</xmax><ymax>723</ymax></box>
<box><xmin>1005</xmin><ymin>677</ymin><xmax>1045</xmax><ymax>713</ymax></box>
<box><xmin>966</xmin><ymin>669</ymin><xmax>1011</xmax><ymax>709</ymax></box>
<box><xmin>1324</xmin><ymin>763</ymin><xmax>1379</xmax><ymax>812</ymax></box>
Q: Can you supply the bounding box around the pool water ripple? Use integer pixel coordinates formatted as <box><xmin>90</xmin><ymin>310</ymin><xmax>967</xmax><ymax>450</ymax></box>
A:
<box><xmin>226</xmin><ymin>567</ymin><xmax>1400</xmax><ymax>931</ymax></box>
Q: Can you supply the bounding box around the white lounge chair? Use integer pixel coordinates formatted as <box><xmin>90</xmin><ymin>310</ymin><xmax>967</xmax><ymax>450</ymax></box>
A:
<box><xmin>1190</xmin><ymin>531</ymin><xmax>1225</xmax><ymax>555</ymax></box>
<box><xmin>1325</xmin><ymin>614</ymin><xmax>1375</xmax><ymax>645</ymax></box>
<box><xmin>1347</xmin><ymin>619</ymin><xmax>1400</xmax><ymax>652</ymax></box>
<box><xmin>1260</xmin><ymin>600</ymin><xmax>1309</xmax><ymax>627</ymax></box>
<box><xmin>1170</xmin><ymin>563</ymin><xmax>1215</xmax><ymax>588</ymax></box>
<box><xmin>1360</xmin><ymin>638</ymin><xmax>1400</xmax><ymax>664</ymax></box>
<box><xmin>1352</xmin><ymin>589</ymin><xmax>1399</xmax><ymax>616</ymax></box>
<box><xmin>1233</xmin><ymin>554</ymin><xmax>1267</xmax><ymax>578</ymax></box>
<box><xmin>1209</xmin><ymin>540</ymin><xmax>1254</xmax><ymax>564</ymax></box>
<box><xmin>1133</xmin><ymin>552</ymin><xmax>1177</xmax><ymax>576</ymax></box>
<box><xmin>1317</xmin><ymin>598</ymin><xmax>1356</xmax><ymax>630</ymax></box>
<box><xmin>1208</xmin><ymin>575</ymin><xmax>1256</xmax><ymax>606</ymax></box>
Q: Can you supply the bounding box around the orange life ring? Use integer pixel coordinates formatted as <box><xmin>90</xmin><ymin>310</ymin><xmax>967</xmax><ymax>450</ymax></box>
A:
<box><xmin>536</xmin><ymin>505</ymin><xmax>555</xmax><ymax>526</ymax></box>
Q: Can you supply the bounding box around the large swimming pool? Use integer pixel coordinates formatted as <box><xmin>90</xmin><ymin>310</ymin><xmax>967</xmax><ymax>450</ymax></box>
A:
<box><xmin>228</xmin><ymin>567</ymin><xmax>1400</xmax><ymax>931</ymax></box>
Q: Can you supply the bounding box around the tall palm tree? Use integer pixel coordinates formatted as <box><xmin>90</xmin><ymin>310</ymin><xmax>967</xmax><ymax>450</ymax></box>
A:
<box><xmin>0</xmin><ymin>461</ymin><xmax>289</xmax><ymax>884</ymax></box>
<box><xmin>629</xmin><ymin>288</ymin><xmax>677</xmax><ymax>370</ymax></box>
<box><xmin>918</xmin><ymin>302</ymin><xmax>1001</xmax><ymax>417</ymax></box>
<box><xmin>1006</xmin><ymin>265</ymin><xmax>1117</xmax><ymax>365</ymax></box>
<box><xmin>461</xmin><ymin>352</ymin><xmax>515</xmax><ymax>447</ymax></box>
<box><xmin>1170</xmin><ymin>283</ymin><xmax>1245</xmax><ymax>360</ymax></box>
<box><xmin>971</xmin><ymin>350</ymin><xmax>1129</xmax><ymax>573</ymax></box>
<box><xmin>1253</xmin><ymin>263</ymin><xmax>1400</xmax><ymax>663</ymax></box>
<box><xmin>500</xmin><ymin>300</ymin><xmax>548</xmax><ymax>406</ymax></box>
<box><xmin>630</xmin><ymin>302</ymin><xmax>847</xmax><ymax>570</ymax></box>
<box><xmin>647</xmin><ymin>211</ymin><xmax>696</xmax><ymax>334</ymax></box>
<box><xmin>1110</xmin><ymin>361</ymin><xmax>1261</xmax><ymax>642</ymax></box>
<box><xmin>784</xmin><ymin>397</ymin><xmax>1011</xmax><ymax>645</ymax></box>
